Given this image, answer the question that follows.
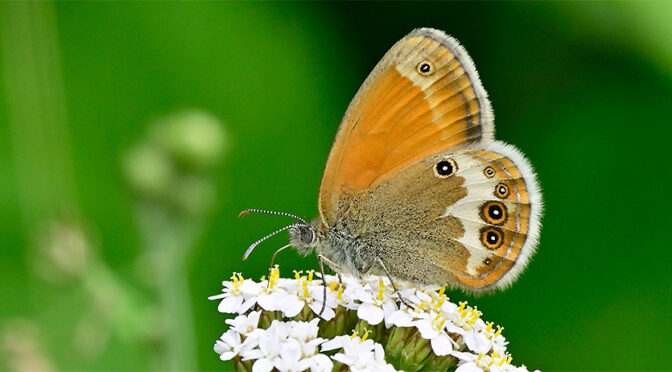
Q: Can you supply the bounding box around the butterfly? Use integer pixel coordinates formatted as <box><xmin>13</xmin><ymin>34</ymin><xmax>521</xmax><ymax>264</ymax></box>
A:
<box><xmin>242</xmin><ymin>27</ymin><xmax>542</xmax><ymax>297</ymax></box>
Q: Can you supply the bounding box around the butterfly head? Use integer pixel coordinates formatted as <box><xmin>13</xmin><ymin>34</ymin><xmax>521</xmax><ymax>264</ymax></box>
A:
<box><xmin>288</xmin><ymin>223</ymin><xmax>319</xmax><ymax>256</ymax></box>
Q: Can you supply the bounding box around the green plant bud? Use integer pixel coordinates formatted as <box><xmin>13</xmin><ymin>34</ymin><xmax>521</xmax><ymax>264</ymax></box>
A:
<box><xmin>151</xmin><ymin>110</ymin><xmax>226</xmax><ymax>171</ymax></box>
<box><xmin>123</xmin><ymin>144</ymin><xmax>173</xmax><ymax>199</ymax></box>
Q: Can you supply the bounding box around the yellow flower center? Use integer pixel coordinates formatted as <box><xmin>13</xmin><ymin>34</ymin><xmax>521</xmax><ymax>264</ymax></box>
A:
<box><xmin>302</xmin><ymin>279</ymin><xmax>309</xmax><ymax>298</ymax></box>
<box><xmin>336</xmin><ymin>283</ymin><xmax>344</xmax><ymax>300</ymax></box>
<box><xmin>377</xmin><ymin>278</ymin><xmax>384</xmax><ymax>301</ymax></box>
<box><xmin>268</xmin><ymin>265</ymin><xmax>280</xmax><ymax>290</ymax></box>
<box><xmin>229</xmin><ymin>272</ymin><xmax>244</xmax><ymax>294</ymax></box>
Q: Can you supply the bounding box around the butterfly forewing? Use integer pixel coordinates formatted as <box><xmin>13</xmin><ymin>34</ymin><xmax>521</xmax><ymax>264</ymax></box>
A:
<box><xmin>319</xmin><ymin>28</ymin><xmax>494</xmax><ymax>225</ymax></box>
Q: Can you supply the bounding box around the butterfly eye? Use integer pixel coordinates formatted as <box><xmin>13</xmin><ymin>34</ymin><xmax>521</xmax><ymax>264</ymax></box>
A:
<box><xmin>434</xmin><ymin>159</ymin><xmax>458</xmax><ymax>178</ymax></box>
<box><xmin>483</xmin><ymin>166</ymin><xmax>496</xmax><ymax>178</ymax></box>
<box><xmin>481</xmin><ymin>201</ymin><xmax>507</xmax><ymax>225</ymax></box>
<box><xmin>301</xmin><ymin>228</ymin><xmax>315</xmax><ymax>245</ymax></box>
<box><xmin>494</xmin><ymin>183</ymin><xmax>510</xmax><ymax>199</ymax></box>
<box><xmin>416</xmin><ymin>60</ymin><xmax>434</xmax><ymax>76</ymax></box>
<box><xmin>481</xmin><ymin>227</ymin><xmax>504</xmax><ymax>250</ymax></box>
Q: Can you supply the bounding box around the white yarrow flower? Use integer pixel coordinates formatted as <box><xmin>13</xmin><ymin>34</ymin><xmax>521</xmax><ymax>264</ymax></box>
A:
<box><xmin>211</xmin><ymin>266</ymin><xmax>539</xmax><ymax>372</ymax></box>
<box><xmin>322</xmin><ymin>334</ymin><xmax>398</xmax><ymax>372</ymax></box>
<box><xmin>352</xmin><ymin>277</ymin><xmax>398</xmax><ymax>325</ymax></box>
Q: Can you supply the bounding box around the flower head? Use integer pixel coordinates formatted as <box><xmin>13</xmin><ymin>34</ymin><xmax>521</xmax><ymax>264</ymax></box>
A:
<box><xmin>211</xmin><ymin>267</ymin><xmax>539</xmax><ymax>372</ymax></box>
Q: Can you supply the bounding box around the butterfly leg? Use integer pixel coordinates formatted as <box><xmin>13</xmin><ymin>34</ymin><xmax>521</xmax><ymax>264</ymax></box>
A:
<box><xmin>374</xmin><ymin>257</ymin><xmax>415</xmax><ymax>310</ymax></box>
<box><xmin>317</xmin><ymin>254</ymin><xmax>344</xmax><ymax>316</ymax></box>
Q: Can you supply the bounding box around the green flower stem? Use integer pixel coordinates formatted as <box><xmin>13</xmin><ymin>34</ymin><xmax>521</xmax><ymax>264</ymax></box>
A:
<box><xmin>259</xmin><ymin>310</ymin><xmax>284</xmax><ymax>329</ymax></box>
<box><xmin>423</xmin><ymin>352</ymin><xmax>460</xmax><ymax>371</ymax></box>
<box><xmin>233</xmin><ymin>356</ymin><xmax>252</xmax><ymax>372</ymax></box>
<box><xmin>399</xmin><ymin>328</ymin><xmax>431</xmax><ymax>371</ymax></box>
<box><xmin>385</xmin><ymin>326</ymin><xmax>414</xmax><ymax>360</ymax></box>
<box><xmin>353</xmin><ymin>319</ymin><xmax>386</xmax><ymax>344</ymax></box>
<box><xmin>319</xmin><ymin>306</ymin><xmax>357</xmax><ymax>340</ymax></box>
<box><xmin>137</xmin><ymin>204</ymin><xmax>199</xmax><ymax>371</ymax></box>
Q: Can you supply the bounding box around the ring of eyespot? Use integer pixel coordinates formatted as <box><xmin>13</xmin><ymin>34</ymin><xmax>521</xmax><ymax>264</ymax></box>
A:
<box><xmin>481</xmin><ymin>201</ymin><xmax>507</xmax><ymax>225</ymax></box>
<box><xmin>494</xmin><ymin>183</ymin><xmax>510</xmax><ymax>199</ymax></box>
<box><xmin>416</xmin><ymin>60</ymin><xmax>434</xmax><ymax>76</ymax></box>
<box><xmin>480</xmin><ymin>226</ymin><xmax>504</xmax><ymax>250</ymax></box>
<box><xmin>434</xmin><ymin>159</ymin><xmax>458</xmax><ymax>178</ymax></box>
<box><xmin>483</xmin><ymin>166</ymin><xmax>496</xmax><ymax>178</ymax></box>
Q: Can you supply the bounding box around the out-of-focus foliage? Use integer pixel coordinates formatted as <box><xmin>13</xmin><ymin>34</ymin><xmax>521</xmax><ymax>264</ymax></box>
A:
<box><xmin>0</xmin><ymin>2</ymin><xmax>671</xmax><ymax>371</ymax></box>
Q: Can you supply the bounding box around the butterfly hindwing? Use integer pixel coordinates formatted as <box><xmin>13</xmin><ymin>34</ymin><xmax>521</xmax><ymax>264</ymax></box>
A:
<box><xmin>343</xmin><ymin>141</ymin><xmax>541</xmax><ymax>291</ymax></box>
<box><xmin>440</xmin><ymin>142</ymin><xmax>542</xmax><ymax>290</ymax></box>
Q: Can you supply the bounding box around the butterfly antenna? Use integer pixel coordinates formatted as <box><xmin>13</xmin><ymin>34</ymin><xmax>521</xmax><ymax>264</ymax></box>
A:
<box><xmin>239</xmin><ymin>208</ymin><xmax>308</xmax><ymax>225</ymax></box>
<box><xmin>243</xmin><ymin>223</ymin><xmax>302</xmax><ymax>260</ymax></box>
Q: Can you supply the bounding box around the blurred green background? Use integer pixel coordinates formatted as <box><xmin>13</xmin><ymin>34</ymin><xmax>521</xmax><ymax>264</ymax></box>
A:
<box><xmin>1</xmin><ymin>2</ymin><xmax>671</xmax><ymax>371</ymax></box>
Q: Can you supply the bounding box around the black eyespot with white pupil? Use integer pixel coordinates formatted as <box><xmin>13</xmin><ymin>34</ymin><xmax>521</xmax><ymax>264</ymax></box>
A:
<box><xmin>484</xmin><ymin>166</ymin><xmax>496</xmax><ymax>178</ymax></box>
<box><xmin>481</xmin><ymin>201</ymin><xmax>507</xmax><ymax>225</ymax></box>
<box><xmin>480</xmin><ymin>227</ymin><xmax>504</xmax><ymax>250</ymax></box>
<box><xmin>416</xmin><ymin>61</ymin><xmax>434</xmax><ymax>76</ymax></box>
<box><xmin>435</xmin><ymin>159</ymin><xmax>457</xmax><ymax>178</ymax></box>
<box><xmin>495</xmin><ymin>183</ymin><xmax>510</xmax><ymax>199</ymax></box>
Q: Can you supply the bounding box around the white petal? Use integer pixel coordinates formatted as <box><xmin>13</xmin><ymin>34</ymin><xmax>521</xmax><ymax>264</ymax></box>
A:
<box><xmin>279</xmin><ymin>339</ymin><xmax>302</xmax><ymax>364</ymax></box>
<box><xmin>214</xmin><ymin>340</ymin><xmax>230</xmax><ymax>355</ymax></box>
<box><xmin>430</xmin><ymin>334</ymin><xmax>453</xmax><ymax>356</ymax></box>
<box><xmin>445</xmin><ymin>321</ymin><xmax>466</xmax><ymax>335</ymax></box>
<box><xmin>208</xmin><ymin>293</ymin><xmax>226</xmax><ymax>300</ymax></box>
<box><xmin>257</xmin><ymin>292</ymin><xmax>284</xmax><ymax>311</ymax></box>
<box><xmin>218</xmin><ymin>296</ymin><xmax>244</xmax><ymax>313</ymax></box>
<box><xmin>296</xmin><ymin>359</ymin><xmax>313</xmax><ymax>372</ymax></box>
<box><xmin>464</xmin><ymin>332</ymin><xmax>491</xmax><ymax>354</ymax></box>
<box><xmin>239</xmin><ymin>297</ymin><xmax>258</xmax><ymax>314</ymax></box>
<box><xmin>220</xmin><ymin>330</ymin><xmax>241</xmax><ymax>348</ymax></box>
<box><xmin>282</xmin><ymin>298</ymin><xmax>305</xmax><ymax>318</ymax></box>
<box><xmin>490</xmin><ymin>365</ymin><xmax>504</xmax><ymax>372</ymax></box>
<box><xmin>241</xmin><ymin>349</ymin><xmax>263</xmax><ymax>361</ymax></box>
<box><xmin>357</xmin><ymin>303</ymin><xmax>384</xmax><ymax>325</ymax></box>
<box><xmin>309</xmin><ymin>301</ymin><xmax>335</xmax><ymax>320</ymax></box>
<box><xmin>455</xmin><ymin>362</ymin><xmax>483</xmax><ymax>372</ymax></box>
<box><xmin>219</xmin><ymin>351</ymin><xmax>237</xmax><ymax>361</ymax></box>
<box><xmin>381</xmin><ymin>300</ymin><xmax>398</xmax><ymax>316</ymax></box>
<box><xmin>414</xmin><ymin>319</ymin><xmax>439</xmax><ymax>339</ymax></box>
<box><xmin>373</xmin><ymin>343</ymin><xmax>386</xmax><ymax>361</ymax></box>
<box><xmin>331</xmin><ymin>353</ymin><xmax>354</xmax><ymax>366</ymax></box>
<box><xmin>310</xmin><ymin>354</ymin><xmax>334</xmax><ymax>372</ymax></box>
<box><xmin>320</xmin><ymin>336</ymin><xmax>345</xmax><ymax>352</ymax></box>
<box><xmin>387</xmin><ymin>310</ymin><xmax>413</xmax><ymax>327</ymax></box>
<box><xmin>252</xmin><ymin>358</ymin><xmax>275</xmax><ymax>372</ymax></box>
<box><xmin>450</xmin><ymin>350</ymin><xmax>477</xmax><ymax>362</ymax></box>
<box><xmin>239</xmin><ymin>280</ymin><xmax>262</xmax><ymax>294</ymax></box>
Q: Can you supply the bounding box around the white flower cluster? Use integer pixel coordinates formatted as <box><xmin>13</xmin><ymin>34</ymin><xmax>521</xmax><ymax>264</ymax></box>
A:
<box><xmin>216</xmin><ymin>312</ymin><xmax>333</xmax><ymax>371</ymax></box>
<box><xmin>210</xmin><ymin>266</ymin><xmax>538</xmax><ymax>372</ymax></box>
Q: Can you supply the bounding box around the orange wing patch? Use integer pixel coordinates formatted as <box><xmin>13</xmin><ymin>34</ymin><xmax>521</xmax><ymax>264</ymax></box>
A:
<box><xmin>319</xmin><ymin>29</ymin><xmax>494</xmax><ymax>225</ymax></box>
